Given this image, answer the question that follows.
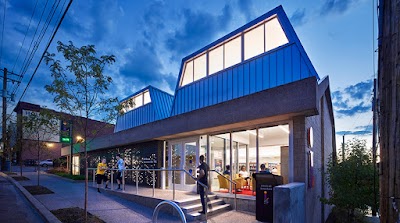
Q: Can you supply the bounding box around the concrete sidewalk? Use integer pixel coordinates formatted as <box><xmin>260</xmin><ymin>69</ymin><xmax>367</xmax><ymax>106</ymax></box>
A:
<box><xmin>14</xmin><ymin>171</ymin><xmax>258</xmax><ymax>223</ymax></box>
<box><xmin>0</xmin><ymin>174</ymin><xmax>44</xmax><ymax>223</ymax></box>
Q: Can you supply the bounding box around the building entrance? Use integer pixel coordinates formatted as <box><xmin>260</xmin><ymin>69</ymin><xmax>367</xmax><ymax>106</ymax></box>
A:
<box><xmin>168</xmin><ymin>137</ymin><xmax>199</xmax><ymax>192</ymax></box>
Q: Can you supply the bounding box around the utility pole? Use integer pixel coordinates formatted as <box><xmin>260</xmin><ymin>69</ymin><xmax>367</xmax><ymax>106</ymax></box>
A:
<box><xmin>2</xmin><ymin>68</ymin><xmax>8</xmax><ymax>171</ymax></box>
<box><xmin>1</xmin><ymin>68</ymin><xmax>21</xmax><ymax>171</ymax></box>
<box><xmin>372</xmin><ymin>78</ymin><xmax>377</xmax><ymax>217</ymax></box>
<box><xmin>378</xmin><ymin>0</ymin><xmax>400</xmax><ymax>222</ymax></box>
<box><xmin>342</xmin><ymin>134</ymin><xmax>345</xmax><ymax>161</ymax></box>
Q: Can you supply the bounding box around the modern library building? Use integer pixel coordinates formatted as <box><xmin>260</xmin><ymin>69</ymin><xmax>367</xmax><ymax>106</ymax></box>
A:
<box><xmin>77</xmin><ymin>5</ymin><xmax>336</xmax><ymax>222</ymax></box>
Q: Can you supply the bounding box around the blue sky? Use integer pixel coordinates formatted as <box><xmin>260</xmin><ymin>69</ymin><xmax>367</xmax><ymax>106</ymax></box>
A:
<box><xmin>0</xmin><ymin>0</ymin><xmax>376</xmax><ymax>148</ymax></box>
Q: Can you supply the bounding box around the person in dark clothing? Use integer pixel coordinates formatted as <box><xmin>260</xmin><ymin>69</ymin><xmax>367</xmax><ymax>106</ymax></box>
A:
<box><xmin>259</xmin><ymin>163</ymin><xmax>271</xmax><ymax>174</ymax></box>
<box><xmin>223</xmin><ymin>165</ymin><xmax>230</xmax><ymax>175</ymax></box>
<box><xmin>197</xmin><ymin>155</ymin><xmax>209</xmax><ymax>214</ymax></box>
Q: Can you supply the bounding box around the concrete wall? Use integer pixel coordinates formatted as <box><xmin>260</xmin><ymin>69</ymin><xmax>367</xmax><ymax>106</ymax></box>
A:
<box><xmin>273</xmin><ymin>182</ymin><xmax>305</xmax><ymax>223</ymax></box>
<box><xmin>292</xmin><ymin>91</ymin><xmax>334</xmax><ymax>223</ymax></box>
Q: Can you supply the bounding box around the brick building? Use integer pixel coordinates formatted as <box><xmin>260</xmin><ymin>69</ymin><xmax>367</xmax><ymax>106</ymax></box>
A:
<box><xmin>12</xmin><ymin>101</ymin><xmax>114</xmax><ymax>165</ymax></box>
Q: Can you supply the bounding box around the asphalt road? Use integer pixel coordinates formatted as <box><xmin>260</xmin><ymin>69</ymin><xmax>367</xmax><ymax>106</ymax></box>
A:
<box><xmin>0</xmin><ymin>174</ymin><xmax>44</xmax><ymax>223</ymax></box>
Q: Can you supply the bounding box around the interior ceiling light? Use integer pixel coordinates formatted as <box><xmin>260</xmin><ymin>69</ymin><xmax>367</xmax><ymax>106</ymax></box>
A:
<box><xmin>246</xmin><ymin>130</ymin><xmax>264</xmax><ymax>138</ymax></box>
<box><xmin>278</xmin><ymin>125</ymin><xmax>290</xmax><ymax>134</ymax></box>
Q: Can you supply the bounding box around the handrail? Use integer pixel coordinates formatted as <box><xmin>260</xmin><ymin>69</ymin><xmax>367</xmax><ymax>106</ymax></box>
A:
<box><xmin>87</xmin><ymin>167</ymin><xmax>210</xmax><ymax>221</ymax></box>
<box><xmin>179</xmin><ymin>169</ymin><xmax>209</xmax><ymax>221</ymax></box>
<box><xmin>152</xmin><ymin>200</ymin><xmax>186</xmax><ymax>223</ymax></box>
<box><xmin>210</xmin><ymin>169</ymin><xmax>237</xmax><ymax>211</ymax></box>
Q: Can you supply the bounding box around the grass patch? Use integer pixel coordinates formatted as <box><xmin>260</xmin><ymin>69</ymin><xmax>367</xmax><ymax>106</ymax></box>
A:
<box><xmin>12</xmin><ymin>176</ymin><xmax>30</xmax><ymax>181</ymax></box>
<box><xmin>24</xmin><ymin>185</ymin><xmax>54</xmax><ymax>195</ymax></box>
<box><xmin>51</xmin><ymin>207</ymin><xmax>105</xmax><ymax>223</ymax></box>
<box><xmin>47</xmin><ymin>169</ymin><xmax>92</xmax><ymax>181</ymax></box>
<box><xmin>3</xmin><ymin>172</ymin><xmax>17</xmax><ymax>175</ymax></box>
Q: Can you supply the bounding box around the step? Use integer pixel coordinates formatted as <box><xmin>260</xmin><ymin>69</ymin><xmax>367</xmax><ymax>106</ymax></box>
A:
<box><xmin>186</xmin><ymin>203</ymin><xmax>231</xmax><ymax>221</ymax></box>
<box><xmin>175</xmin><ymin>194</ymin><xmax>217</xmax><ymax>206</ymax></box>
<box><xmin>180</xmin><ymin>198</ymin><xmax>225</xmax><ymax>213</ymax></box>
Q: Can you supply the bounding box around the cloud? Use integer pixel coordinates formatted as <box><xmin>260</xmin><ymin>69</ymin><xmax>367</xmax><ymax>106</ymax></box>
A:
<box><xmin>237</xmin><ymin>0</ymin><xmax>254</xmax><ymax>22</ymax></box>
<box><xmin>320</xmin><ymin>0</ymin><xmax>357</xmax><ymax>15</ymax></box>
<box><xmin>119</xmin><ymin>41</ymin><xmax>176</xmax><ymax>92</ymax></box>
<box><xmin>165</xmin><ymin>5</ymin><xmax>232</xmax><ymax>59</ymax></box>
<box><xmin>332</xmin><ymin>79</ymin><xmax>373</xmax><ymax>117</ymax></box>
<box><xmin>290</xmin><ymin>8</ymin><xmax>307</xmax><ymax>27</ymax></box>
<box><xmin>337</xmin><ymin>124</ymin><xmax>372</xmax><ymax>136</ymax></box>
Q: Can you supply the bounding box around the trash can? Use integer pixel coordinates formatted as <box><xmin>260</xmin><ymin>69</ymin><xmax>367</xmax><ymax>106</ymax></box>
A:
<box><xmin>254</xmin><ymin>173</ymin><xmax>283</xmax><ymax>222</ymax></box>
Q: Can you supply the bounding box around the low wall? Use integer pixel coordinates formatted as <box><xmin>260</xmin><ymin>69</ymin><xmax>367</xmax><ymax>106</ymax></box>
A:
<box><xmin>273</xmin><ymin>182</ymin><xmax>305</xmax><ymax>223</ymax></box>
<box><xmin>218</xmin><ymin>195</ymin><xmax>256</xmax><ymax>213</ymax></box>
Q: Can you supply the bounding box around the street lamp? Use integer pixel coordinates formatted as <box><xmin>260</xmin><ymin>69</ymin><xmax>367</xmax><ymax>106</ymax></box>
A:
<box><xmin>76</xmin><ymin>136</ymin><xmax>84</xmax><ymax>143</ymax></box>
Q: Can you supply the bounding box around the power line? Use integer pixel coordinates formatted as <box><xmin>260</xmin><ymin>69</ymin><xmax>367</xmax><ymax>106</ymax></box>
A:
<box><xmin>18</xmin><ymin>0</ymin><xmax>73</xmax><ymax>102</ymax></box>
<box><xmin>19</xmin><ymin>0</ymin><xmax>57</xmax><ymax>78</ymax></box>
<box><xmin>11</xmin><ymin>0</ymin><xmax>40</xmax><ymax>73</ymax></box>
<box><xmin>13</xmin><ymin>0</ymin><xmax>65</xmax><ymax>98</ymax></box>
<box><xmin>0</xmin><ymin>0</ymin><xmax>7</xmax><ymax>68</ymax></box>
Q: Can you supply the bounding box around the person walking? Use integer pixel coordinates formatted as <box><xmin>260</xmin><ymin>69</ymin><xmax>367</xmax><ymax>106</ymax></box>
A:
<box><xmin>197</xmin><ymin>155</ymin><xmax>209</xmax><ymax>214</ymax></box>
<box><xmin>116</xmin><ymin>154</ymin><xmax>125</xmax><ymax>190</ymax></box>
<box><xmin>96</xmin><ymin>158</ymin><xmax>108</xmax><ymax>193</ymax></box>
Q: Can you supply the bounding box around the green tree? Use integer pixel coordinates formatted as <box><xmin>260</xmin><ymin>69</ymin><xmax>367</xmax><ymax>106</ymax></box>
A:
<box><xmin>322</xmin><ymin>138</ymin><xmax>378</xmax><ymax>222</ymax></box>
<box><xmin>44</xmin><ymin>41</ymin><xmax>117</xmax><ymax>221</ymax></box>
<box><xmin>22</xmin><ymin>109</ymin><xmax>59</xmax><ymax>186</ymax></box>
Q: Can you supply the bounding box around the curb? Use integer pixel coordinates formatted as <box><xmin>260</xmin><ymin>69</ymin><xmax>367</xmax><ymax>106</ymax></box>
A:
<box><xmin>0</xmin><ymin>172</ymin><xmax>62</xmax><ymax>223</ymax></box>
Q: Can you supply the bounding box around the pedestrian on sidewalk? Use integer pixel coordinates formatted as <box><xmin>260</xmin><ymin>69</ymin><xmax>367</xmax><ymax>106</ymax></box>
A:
<box><xmin>96</xmin><ymin>158</ymin><xmax>108</xmax><ymax>193</ymax></box>
<box><xmin>197</xmin><ymin>155</ymin><xmax>209</xmax><ymax>214</ymax></box>
<box><xmin>116</xmin><ymin>154</ymin><xmax>125</xmax><ymax>190</ymax></box>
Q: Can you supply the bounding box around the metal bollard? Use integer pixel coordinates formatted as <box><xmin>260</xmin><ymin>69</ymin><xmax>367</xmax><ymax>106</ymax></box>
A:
<box><xmin>111</xmin><ymin>170</ymin><xmax>114</xmax><ymax>190</ymax></box>
<box><xmin>122</xmin><ymin>170</ymin><xmax>125</xmax><ymax>191</ymax></box>
<box><xmin>92</xmin><ymin>169</ymin><xmax>96</xmax><ymax>187</ymax></box>
<box><xmin>152</xmin><ymin>170</ymin><xmax>155</xmax><ymax>197</ymax></box>
<box><xmin>136</xmin><ymin>171</ymin><xmax>139</xmax><ymax>195</ymax></box>
<box><xmin>172</xmin><ymin>170</ymin><xmax>175</xmax><ymax>201</ymax></box>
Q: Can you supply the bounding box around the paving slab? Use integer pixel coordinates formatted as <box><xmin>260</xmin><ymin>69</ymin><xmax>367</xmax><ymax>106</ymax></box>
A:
<box><xmin>11</xmin><ymin>170</ymin><xmax>259</xmax><ymax>223</ymax></box>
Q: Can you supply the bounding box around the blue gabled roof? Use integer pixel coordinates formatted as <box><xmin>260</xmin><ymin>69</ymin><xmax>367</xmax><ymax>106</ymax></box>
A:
<box><xmin>115</xmin><ymin>85</ymin><xmax>173</xmax><ymax>132</ymax></box>
<box><xmin>174</xmin><ymin>5</ymin><xmax>319</xmax><ymax>92</ymax></box>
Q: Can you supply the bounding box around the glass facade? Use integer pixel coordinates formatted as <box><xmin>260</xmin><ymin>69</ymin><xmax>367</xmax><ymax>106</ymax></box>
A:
<box><xmin>208</xmin><ymin>124</ymin><xmax>289</xmax><ymax>194</ymax></box>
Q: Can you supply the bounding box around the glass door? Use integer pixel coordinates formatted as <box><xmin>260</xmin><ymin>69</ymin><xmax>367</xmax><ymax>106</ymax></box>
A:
<box><xmin>168</xmin><ymin>138</ymin><xmax>199</xmax><ymax>191</ymax></box>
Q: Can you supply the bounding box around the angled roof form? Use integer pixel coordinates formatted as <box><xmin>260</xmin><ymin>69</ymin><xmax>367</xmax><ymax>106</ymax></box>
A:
<box><xmin>114</xmin><ymin>86</ymin><xmax>173</xmax><ymax>132</ymax></box>
<box><xmin>174</xmin><ymin>5</ymin><xmax>319</xmax><ymax>92</ymax></box>
<box><xmin>170</xmin><ymin>5</ymin><xmax>320</xmax><ymax>116</ymax></box>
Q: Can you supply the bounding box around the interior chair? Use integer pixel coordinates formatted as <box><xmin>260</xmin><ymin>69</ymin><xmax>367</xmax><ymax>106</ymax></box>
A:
<box><xmin>217</xmin><ymin>174</ymin><xmax>229</xmax><ymax>191</ymax></box>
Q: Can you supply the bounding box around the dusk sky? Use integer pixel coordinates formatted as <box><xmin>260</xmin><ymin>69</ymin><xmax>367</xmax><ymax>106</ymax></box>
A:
<box><xmin>0</xmin><ymin>0</ymin><xmax>376</xmax><ymax>149</ymax></box>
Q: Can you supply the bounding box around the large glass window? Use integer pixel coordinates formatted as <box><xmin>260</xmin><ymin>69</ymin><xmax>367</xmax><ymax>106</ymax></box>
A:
<box><xmin>143</xmin><ymin>90</ymin><xmax>151</xmax><ymax>105</ymax></box>
<box><xmin>194</xmin><ymin>54</ymin><xmax>207</xmax><ymax>81</ymax></box>
<box><xmin>181</xmin><ymin>61</ymin><xmax>193</xmax><ymax>87</ymax></box>
<box><xmin>171</xmin><ymin>144</ymin><xmax>182</xmax><ymax>184</ymax></box>
<box><xmin>209</xmin><ymin>124</ymin><xmax>290</xmax><ymax>194</ymax></box>
<box><xmin>134</xmin><ymin>94</ymin><xmax>143</xmax><ymax>107</ymax></box>
<box><xmin>244</xmin><ymin>24</ymin><xmax>265</xmax><ymax>60</ymax></box>
<box><xmin>120</xmin><ymin>90</ymin><xmax>152</xmax><ymax>113</ymax></box>
<box><xmin>265</xmin><ymin>17</ymin><xmax>288</xmax><ymax>51</ymax></box>
<box><xmin>224</xmin><ymin>36</ymin><xmax>241</xmax><ymax>69</ymax></box>
<box><xmin>209</xmin><ymin>45</ymin><xmax>224</xmax><ymax>75</ymax></box>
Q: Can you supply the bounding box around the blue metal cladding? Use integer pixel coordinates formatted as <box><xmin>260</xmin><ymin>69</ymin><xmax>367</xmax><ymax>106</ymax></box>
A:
<box><xmin>114</xmin><ymin>86</ymin><xmax>173</xmax><ymax>132</ymax></box>
<box><xmin>170</xmin><ymin>5</ymin><xmax>319</xmax><ymax>116</ymax></box>
<box><xmin>171</xmin><ymin>43</ymin><xmax>314</xmax><ymax>116</ymax></box>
